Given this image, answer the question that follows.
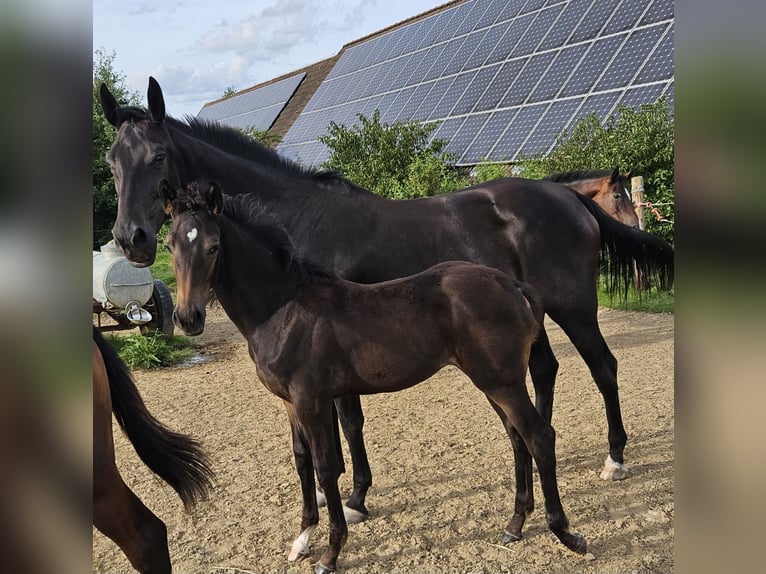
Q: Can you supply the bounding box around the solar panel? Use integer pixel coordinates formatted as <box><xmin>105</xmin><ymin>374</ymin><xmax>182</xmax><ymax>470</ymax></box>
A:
<box><xmin>275</xmin><ymin>0</ymin><xmax>674</xmax><ymax>167</ymax></box>
<box><xmin>199</xmin><ymin>72</ymin><xmax>305</xmax><ymax>131</ymax></box>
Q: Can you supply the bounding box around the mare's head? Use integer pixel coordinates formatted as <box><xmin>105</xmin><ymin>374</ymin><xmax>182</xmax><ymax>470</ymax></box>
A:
<box><xmin>594</xmin><ymin>168</ymin><xmax>639</xmax><ymax>228</ymax></box>
<box><xmin>100</xmin><ymin>77</ymin><xmax>180</xmax><ymax>266</ymax></box>
<box><xmin>162</xmin><ymin>181</ymin><xmax>224</xmax><ymax>336</ymax></box>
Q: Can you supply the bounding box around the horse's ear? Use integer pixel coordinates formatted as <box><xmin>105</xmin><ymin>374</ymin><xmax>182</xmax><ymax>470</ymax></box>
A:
<box><xmin>610</xmin><ymin>167</ymin><xmax>620</xmax><ymax>183</ymax></box>
<box><xmin>624</xmin><ymin>170</ymin><xmax>632</xmax><ymax>180</ymax></box>
<box><xmin>147</xmin><ymin>76</ymin><xmax>166</xmax><ymax>124</ymax></box>
<box><xmin>159</xmin><ymin>180</ymin><xmax>176</xmax><ymax>215</ymax></box>
<box><xmin>99</xmin><ymin>83</ymin><xmax>121</xmax><ymax>127</ymax></box>
<box><xmin>206</xmin><ymin>181</ymin><xmax>223</xmax><ymax>215</ymax></box>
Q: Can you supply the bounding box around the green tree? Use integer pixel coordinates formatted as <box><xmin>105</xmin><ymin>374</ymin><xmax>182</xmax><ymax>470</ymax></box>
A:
<box><xmin>93</xmin><ymin>48</ymin><xmax>140</xmax><ymax>248</ymax></box>
<box><xmin>516</xmin><ymin>96</ymin><xmax>674</xmax><ymax>243</ymax></box>
<box><xmin>236</xmin><ymin>125</ymin><xmax>282</xmax><ymax>148</ymax></box>
<box><xmin>470</xmin><ymin>160</ymin><xmax>512</xmax><ymax>184</ymax></box>
<box><xmin>222</xmin><ymin>86</ymin><xmax>237</xmax><ymax>98</ymax></box>
<box><xmin>319</xmin><ymin>110</ymin><xmax>465</xmax><ymax>199</ymax></box>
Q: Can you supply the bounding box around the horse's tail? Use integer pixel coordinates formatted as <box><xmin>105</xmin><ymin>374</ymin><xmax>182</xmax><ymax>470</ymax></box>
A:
<box><xmin>571</xmin><ymin>191</ymin><xmax>674</xmax><ymax>298</ymax></box>
<box><xmin>93</xmin><ymin>327</ymin><xmax>215</xmax><ymax>510</ymax></box>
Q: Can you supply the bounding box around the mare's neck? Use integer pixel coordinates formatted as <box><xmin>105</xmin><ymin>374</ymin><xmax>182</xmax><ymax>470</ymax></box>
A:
<box><xmin>170</xmin><ymin>125</ymin><xmax>308</xmax><ymax>203</ymax></box>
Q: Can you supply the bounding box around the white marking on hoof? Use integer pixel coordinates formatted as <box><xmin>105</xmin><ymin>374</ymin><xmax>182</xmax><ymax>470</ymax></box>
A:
<box><xmin>343</xmin><ymin>504</ymin><xmax>368</xmax><ymax>524</ymax></box>
<box><xmin>288</xmin><ymin>525</ymin><xmax>317</xmax><ymax>562</ymax></box>
<box><xmin>599</xmin><ymin>455</ymin><xmax>629</xmax><ymax>480</ymax></box>
<box><xmin>186</xmin><ymin>227</ymin><xmax>198</xmax><ymax>243</ymax></box>
<box><xmin>316</xmin><ymin>488</ymin><xmax>327</xmax><ymax>507</ymax></box>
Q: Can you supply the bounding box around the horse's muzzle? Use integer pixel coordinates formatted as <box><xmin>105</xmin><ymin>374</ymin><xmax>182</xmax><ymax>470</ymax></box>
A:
<box><xmin>173</xmin><ymin>307</ymin><xmax>206</xmax><ymax>336</ymax></box>
<box><xmin>112</xmin><ymin>225</ymin><xmax>157</xmax><ymax>267</ymax></box>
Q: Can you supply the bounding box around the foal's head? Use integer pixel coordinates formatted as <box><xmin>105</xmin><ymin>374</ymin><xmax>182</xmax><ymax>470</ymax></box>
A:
<box><xmin>162</xmin><ymin>181</ymin><xmax>223</xmax><ymax>336</ymax></box>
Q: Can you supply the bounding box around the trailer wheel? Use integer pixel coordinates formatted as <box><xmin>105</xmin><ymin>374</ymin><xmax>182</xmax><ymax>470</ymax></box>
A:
<box><xmin>140</xmin><ymin>280</ymin><xmax>175</xmax><ymax>337</ymax></box>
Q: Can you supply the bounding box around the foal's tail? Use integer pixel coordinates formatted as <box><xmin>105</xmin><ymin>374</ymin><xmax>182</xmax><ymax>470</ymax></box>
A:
<box><xmin>571</xmin><ymin>191</ymin><xmax>674</xmax><ymax>298</ymax></box>
<box><xmin>93</xmin><ymin>327</ymin><xmax>215</xmax><ymax>510</ymax></box>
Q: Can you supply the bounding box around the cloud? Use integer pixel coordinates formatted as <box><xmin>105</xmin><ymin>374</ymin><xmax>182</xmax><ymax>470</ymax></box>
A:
<box><xmin>126</xmin><ymin>4</ymin><xmax>159</xmax><ymax>16</ymax></box>
<box><xmin>337</xmin><ymin>0</ymin><xmax>378</xmax><ymax>29</ymax></box>
<box><xmin>195</xmin><ymin>0</ymin><xmax>319</xmax><ymax>59</ymax></box>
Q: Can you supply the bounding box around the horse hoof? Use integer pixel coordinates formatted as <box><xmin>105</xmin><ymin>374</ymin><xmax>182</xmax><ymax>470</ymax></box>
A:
<box><xmin>316</xmin><ymin>488</ymin><xmax>327</xmax><ymax>507</ymax></box>
<box><xmin>501</xmin><ymin>530</ymin><xmax>522</xmax><ymax>544</ymax></box>
<box><xmin>599</xmin><ymin>455</ymin><xmax>629</xmax><ymax>481</ymax></box>
<box><xmin>343</xmin><ymin>504</ymin><xmax>368</xmax><ymax>524</ymax></box>
<box><xmin>287</xmin><ymin>543</ymin><xmax>311</xmax><ymax>563</ymax></box>
<box><xmin>563</xmin><ymin>532</ymin><xmax>588</xmax><ymax>555</ymax></box>
<box><xmin>313</xmin><ymin>561</ymin><xmax>335</xmax><ymax>574</ymax></box>
<box><xmin>288</xmin><ymin>525</ymin><xmax>316</xmax><ymax>562</ymax></box>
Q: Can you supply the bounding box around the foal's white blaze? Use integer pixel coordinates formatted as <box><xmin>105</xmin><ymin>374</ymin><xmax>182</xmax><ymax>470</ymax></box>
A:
<box><xmin>599</xmin><ymin>454</ymin><xmax>629</xmax><ymax>480</ymax></box>
<box><xmin>186</xmin><ymin>227</ymin><xmax>198</xmax><ymax>243</ymax></box>
<box><xmin>288</xmin><ymin>525</ymin><xmax>317</xmax><ymax>562</ymax></box>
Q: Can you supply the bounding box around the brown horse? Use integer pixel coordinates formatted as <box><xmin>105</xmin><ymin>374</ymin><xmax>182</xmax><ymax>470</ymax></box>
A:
<box><xmin>162</xmin><ymin>181</ymin><xmax>587</xmax><ymax>573</ymax></box>
<box><xmin>93</xmin><ymin>326</ymin><xmax>214</xmax><ymax>574</ymax></box>
<box><xmin>544</xmin><ymin>169</ymin><xmax>638</xmax><ymax>227</ymax></box>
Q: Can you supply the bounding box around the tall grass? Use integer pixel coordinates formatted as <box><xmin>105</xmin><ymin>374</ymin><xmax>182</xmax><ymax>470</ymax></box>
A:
<box><xmin>104</xmin><ymin>332</ymin><xmax>193</xmax><ymax>370</ymax></box>
<box><xmin>598</xmin><ymin>284</ymin><xmax>674</xmax><ymax>313</ymax></box>
<box><xmin>150</xmin><ymin>224</ymin><xmax>176</xmax><ymax>291</ymax></box>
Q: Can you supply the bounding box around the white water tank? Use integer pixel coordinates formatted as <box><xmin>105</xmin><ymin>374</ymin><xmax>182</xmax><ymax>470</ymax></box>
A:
<box><xmin>93</xmin><ymin>241</ymin><xmax>154</xmax><ymax>309</ymax></box>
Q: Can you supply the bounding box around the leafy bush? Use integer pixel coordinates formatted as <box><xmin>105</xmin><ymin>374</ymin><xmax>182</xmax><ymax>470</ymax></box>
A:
<box><xmin>470</xmin><ymin>160</ymin><xmax>512</xmax><ymax>184</ymax></box>
<box><xmin>516</xmin><ymin>96</ymin><xmax>674</xmax><ymax>244</ymax></box>
<box><xmin>104</xmin><ymin>333</ymin><xmax>193</xmax><ymax>370</ymax></box>
<box><xmin>319</xmin><ymin>110</ymin><xmax>465</xmax><ymax>198</ymax></box>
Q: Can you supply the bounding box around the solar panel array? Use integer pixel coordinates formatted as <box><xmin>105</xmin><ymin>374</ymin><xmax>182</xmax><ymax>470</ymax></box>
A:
<box><xmin>197</xmin><ymin>73</ymin><xmax>306</xmax><ymax>131</ymax></box>
<box><xmin>277</xmin><ymin>0</ymin><xmax>674</xmax><ymax>167</ymax></box>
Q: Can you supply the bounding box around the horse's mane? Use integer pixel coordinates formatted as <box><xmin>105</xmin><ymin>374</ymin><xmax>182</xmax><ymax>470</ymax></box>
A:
<box><xmin>116</xmin><ymin>104</ymin><xmax>361</xmax><ymax>189</ymax></box>
<box><xmin>175</xmin><ymin>183</ymin><xmax>335</xmax><ymax>285</ymax></box>
<box><xmin>172</xmin><ymin>115</ymin><xmax>333</xmax><ymax>181</ymax></box>
<box><xmin>543</xmin><ymin>169</ymin><xmax>615</xmax><ymax>183</ymax></box>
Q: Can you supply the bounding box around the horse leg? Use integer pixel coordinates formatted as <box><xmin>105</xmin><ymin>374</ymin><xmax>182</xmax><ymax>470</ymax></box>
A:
<box><xmin>93</xmin><ymin>467</ymin><xmax>171</xmax><ymax>574</ymax></box>
<box><xmin>551</xmin><ymin>310</ymin><xmax>629</xmax><ymax>480</ymax></box>
<box><xmin>486</xmin><ymin>397</ymin><xmax>534</xmax><ymax>542</ymax></box>
<box><xmin>486</xmin><ymin>385</ymin><xmax>587</xmax><ymax>555</ymax></box>
<box><xmin>295</xmin><ymin>400</ymin><xmax>348</xmax><ymax>574</ymax></box>
<box><xmin>284</xmin><ymin>402</ymin><xmax>320</xmax><ymax>563</ymax></box>
<box><xmin>334</xmin><ymin>394</ymin><xmax>371</xmax><ymax>522</ymax></box>
<box><xmin>528</xmin><ymin>326</ymin><xmax>559</xmax><ymax>423</ymax></box>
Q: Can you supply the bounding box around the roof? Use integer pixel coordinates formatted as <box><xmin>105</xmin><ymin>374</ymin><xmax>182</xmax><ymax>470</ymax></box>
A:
<box><xmin>199</xmin><ymin>0</ymin><xmax>674</xmax><ymax>164</ymax></box>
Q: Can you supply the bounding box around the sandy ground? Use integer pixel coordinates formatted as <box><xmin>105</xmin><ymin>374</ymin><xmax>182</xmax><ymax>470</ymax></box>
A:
<box><xmin>93</xmin><ymin>306</ymin><xmax>673</xmax><ymax>574</ymax></box>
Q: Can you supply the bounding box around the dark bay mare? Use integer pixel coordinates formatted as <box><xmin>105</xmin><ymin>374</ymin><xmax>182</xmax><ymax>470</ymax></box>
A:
<box><xmin>543</xmin><ymin>169</ymin><xmax>639</xmax><ymax>227</ymax></box>
<box><xmin>163</xmin><ymin>181</ymin><xmax>588</xmax><ymax>572</ymax></box>
<box><xmin>93</xmin><ymin>326</ymin><xmax>214</xmax><ymax>574</ymax></box>
<box><xmin>99</xmin><ymin>77</ymin><xmax>674</xmax><ymax>520</ymax></box>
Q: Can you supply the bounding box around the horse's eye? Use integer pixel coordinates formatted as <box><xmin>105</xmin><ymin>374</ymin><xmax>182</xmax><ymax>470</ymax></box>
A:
<box><xmin>153</xmin><ymin>153</ymin><xmax>166</xmax><ymax>166</ymax></box>
<box><xmin>613</xmin><ymin>194</ymin><xmax>622</xmax><ymax>200</ymax></box>
<box><xmin>208</xmin><ymin>245</ymin><xmax>219</xmax><ymax>256</ymax></box>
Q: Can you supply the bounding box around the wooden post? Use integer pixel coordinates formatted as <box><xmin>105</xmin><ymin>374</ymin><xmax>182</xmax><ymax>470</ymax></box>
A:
<box><xmin>630</xmin><ymin>175</ymin><xmax>646</xmax><ymax>290</ymax></box>
<box><xmin>631</xmin><ymin>175</ymin><xmax>645</xmax><ymax>231</ymax></box>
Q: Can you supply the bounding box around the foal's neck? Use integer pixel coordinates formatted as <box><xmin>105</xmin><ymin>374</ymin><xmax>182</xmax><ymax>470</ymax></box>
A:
<box><xmin>211</xmin><ymin>215</ymin><xmax>304</xmax><ymax>333</ymax></box>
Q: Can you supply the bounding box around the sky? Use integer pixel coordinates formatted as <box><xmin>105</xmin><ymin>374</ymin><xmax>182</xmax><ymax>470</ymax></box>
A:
<box><xmin>93</xmin><ymin>0</ymin><xmax>447</xmax><ymax>118</ymax></box>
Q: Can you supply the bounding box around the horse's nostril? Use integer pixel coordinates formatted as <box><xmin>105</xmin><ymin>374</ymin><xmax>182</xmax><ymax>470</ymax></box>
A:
<box><xmin>132</xmin><ymin>227</ymin><xmax>147</xmax><ymax>245</ymax></box>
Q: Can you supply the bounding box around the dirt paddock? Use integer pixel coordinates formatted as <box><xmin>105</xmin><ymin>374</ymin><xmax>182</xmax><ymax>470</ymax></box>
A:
<box><xmin>93</xmin><ymin>306</ymin><xmax>673</xmax><ymax>574</ymax></box>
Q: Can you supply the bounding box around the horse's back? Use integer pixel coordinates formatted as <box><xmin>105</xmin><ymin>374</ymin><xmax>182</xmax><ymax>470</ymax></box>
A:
<box><xmin>425</xmin><ymin>261</ymin><xmax>542</xmax><ymax>333</ymax></box>
<box><xmin>437</xmin><ymin>180</ymin><xmax>601</xmax><ymax>293</ymax></box>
